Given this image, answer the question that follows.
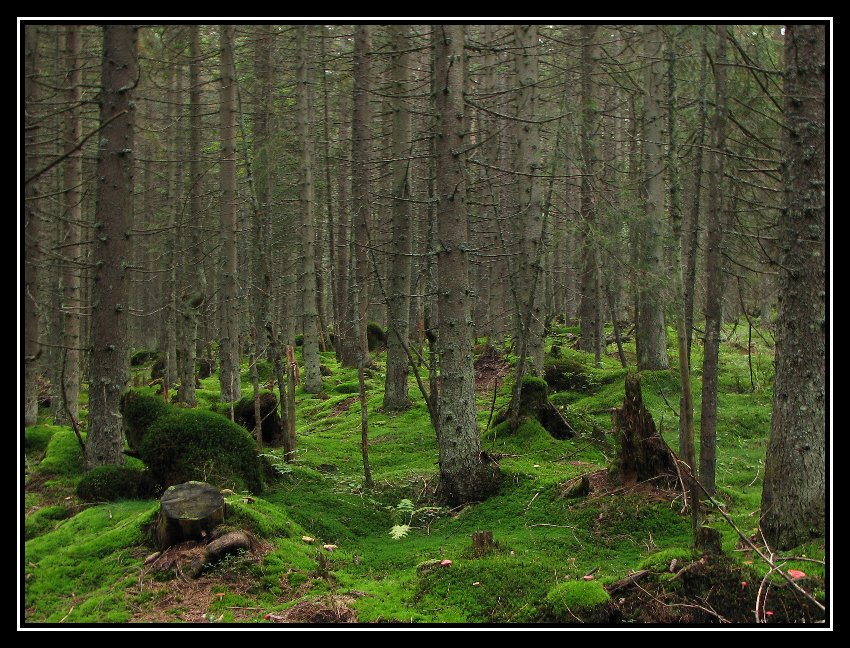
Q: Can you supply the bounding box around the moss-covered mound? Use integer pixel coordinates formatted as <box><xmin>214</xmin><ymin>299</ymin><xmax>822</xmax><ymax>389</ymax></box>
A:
<box><xmin>140</xmin><ymin>409</ymin><xmax>263</xmax><ymax>493</ymax></box>
<box><xmin>546</xmin><ymin>579</ymin><xmax>611</xmax><ymax>622</ymax></box>
<box><xmin>76</xmin><ymin>465</ymin><xmax>157</xmax><ymax>502</ymax></box>
<box><xmin>130</xmin><ymin>349</ymin><xmax>160</xmax><ymax>367</ymax></box>
<box><xmin>367</xmin><ymin>321</ymin><xmax>387</xmax><ymax>351</ymax></box>
<box><xmin>120</xmin><ymin>390</ymin><xmax>172</xmax><ymax>453</ymax></box>
<box><xmin>233</xmin><ymin>391</ymin><xmax>283</xmax><ymax>445</ymax></box>
<box><xmin>543</xmin><ymin>355</ymin><xmax>600</xmax><ymax>393</ymax></box>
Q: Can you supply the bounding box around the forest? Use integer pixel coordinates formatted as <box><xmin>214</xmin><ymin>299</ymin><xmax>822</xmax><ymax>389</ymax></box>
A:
<box><xmin>21</xmin><ymin>23</ymin><xmax>828</xmax><ymax>626</ymax></box>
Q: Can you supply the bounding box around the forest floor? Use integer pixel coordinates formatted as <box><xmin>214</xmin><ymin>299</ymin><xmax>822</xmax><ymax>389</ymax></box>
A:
<box><xmin>22</xmin><ymin>322</ymin><xmax>827</xmax><ymax>625</ymax></box>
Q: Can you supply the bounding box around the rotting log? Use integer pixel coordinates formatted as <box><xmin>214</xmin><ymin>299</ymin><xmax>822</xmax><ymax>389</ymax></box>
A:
<box><xmin>156</xmin><ymin>481</ymin><xmax>225</xmax><ymax>549</ymax></box>
<box><xmin>187</xmin><ymin>530</ymin><xmax>252</xmax><ymax>578</ymax></box>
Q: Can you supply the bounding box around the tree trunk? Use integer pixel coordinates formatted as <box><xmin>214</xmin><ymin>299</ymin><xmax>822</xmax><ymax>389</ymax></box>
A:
<box><xmin>636</xmin><ymin>25</ymin><xmax>669</xmax><ymax>371</ymax></box>
<box><xmin>218</xmin><ymin>25</ymin><xmax>241</xmax><ymax>403</ymax></box>
<box><xmin>433</xmin><ymin>24</ymin><xmax>500</xmax><ymax>506</ymax></box>
<box><xmin>699</xmin><ymin>25</ymin><xmax>729</xmax><ymax>496</ymax></box>
<box><xmin>350</xmin><ymin>25</ymin><xmax>372</xmax><ymax>365</ymax></box>
<box><xmin>24</xmin><ymin>24</ymin><xmax>41</xmax><ymax>426</ymax></box>
<box><xmin>513</xmin><ymin>24</ymin><xmax>545</xmax><ymax>374</ymax></box>
<box><xmin>87</xmin><ymin>25</ymin><xmax>138</xmax><ymax>468</ymax></box>
<box><xmin>297</xmin><ymin>25</ymin><xmax>322</xmax><ymax>394</ymax></box>
<box><xmin>383</xmin><ymin>24</ymin><xmax>413</xmax><ymax>411</ymax></box>
<box><xmin>760</xmin><ymin>24</ymin><xmax>825</xmax><ymax>550</ymax></box>
<box><xmin>578</xmin><ymin>25</ymin><xmax>603</xmax><ymax>363</ymax></box>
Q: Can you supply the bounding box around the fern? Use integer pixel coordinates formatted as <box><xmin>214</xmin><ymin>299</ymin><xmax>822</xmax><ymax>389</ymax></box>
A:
<box><xmin>389</xmin><ymin>524</ymin><xmax>411</xmax><ymax>540</ymax></box>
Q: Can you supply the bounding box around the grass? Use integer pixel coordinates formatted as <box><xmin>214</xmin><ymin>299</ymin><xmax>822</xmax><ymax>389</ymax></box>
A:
<box><xmin>22</xmin><ymin>321</ymin><xmax>825</xmax><ymax>624</ymax></box>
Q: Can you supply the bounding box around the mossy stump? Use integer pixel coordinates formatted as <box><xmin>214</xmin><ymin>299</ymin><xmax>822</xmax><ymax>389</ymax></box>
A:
<box><xmin>497</xmin><ymin>376</ymin><xmax>575</xmax><ymax>440</ymax></box>
<box><xmin>156</xmin><ymin>481</ymin><xmax>224</xmax><ymax>549</ymax></box>
<box><xmin>611</xmin><ymin>373</ymin><xmax>677</xmax><ymax>486</ymax></box>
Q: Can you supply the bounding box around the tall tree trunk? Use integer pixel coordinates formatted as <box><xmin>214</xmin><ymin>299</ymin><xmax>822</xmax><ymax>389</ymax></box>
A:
<box><xmin>432</xmin><ymin>24</ymin><xmax>500</xmax><ymax>506</ymax></box>
<box><xmin>760</xmin><ymin>24</ymin><xmax>825</xmax><ymax>550</ymax></box>
<box><xmin>178</xmin><ymin>24</ymin><xmax>206</xmax><ymax>407</ymax></box>
<box><xmin>513</xmin><ymin>24</ymin><xmax>545</xmax><ymax>374</ymax></box>
<box><xmin>666</xmin><ymin>30</ymin><xmax>699</xmax><ymax>538</ymax></box>
<box><xmin>297</xmin><ymin>25</ymin><xmax>322</xmax><ymax>393</ymax></box>
<box><xmin>699</xmin><ymin>25</ymin><xmax>729</xmax><ymax>496</ymax></box>
<box><xmin>87</xmin><ymin>25</ymin><xmax>138</xmax><ymax>467</ymax></box>
<box><xmin>335</xmin><ymin>111</ymin><xmax>355</xmax><ymax>365</ymax></box>
<box><xmin>383</xmin><ymin>24</ymin><xmax>413</xmax><ymax>411</ymax></box>
<box><xmin>578</xmin><ymin>24</ymin><xmax>603</xmax><ymax>363</ymax></box>
<box><xmin>55</xmin><ymin>24</ymin><xmax>83</xmax><ymax>423</ymax></box>
<box><xmin>218</xmin><ymin>25</ymin><xmax>241</xmax><ymax>402</ymax></box>
<box><xmin>637</xmin><ymin>25</ymin><xmax>669</xmax><ymax>371</ymax></box>
<box><xmin>24</xmin><ymin>25</ymin><xmax>41</xmax><ymax>426</ymax></box>
<box><xmin>350</xmin><ymin>25</ymin><xmax>372</xmax><ymax>365</ymax></box>
<box><xmin>684</xmin><ymin>26</ymin><xmax>710</xmax><ymax>363</ymax></box>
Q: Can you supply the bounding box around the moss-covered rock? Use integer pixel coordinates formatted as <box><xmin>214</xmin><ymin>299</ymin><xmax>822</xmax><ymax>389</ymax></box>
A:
<box><xmin>546</xmin><ymin>579</ymin><xmax>611</xmax><ymax>622</ymax></box>
<box><xmin>543</xmin><ymin>355</ymin><xmax>599</xmax><ymax>393</ymax></box>
<box><xmin>76</xmin><ymin>465</ymin><xmax>157</xmax><ymax>502</ymax></box>
<box><xmin>140</xmin><ymin>409</ymin><xmax>263</xmax><ymax>493</ymax></box>
<box><xmin>120</xmin><ymin>390</ymin><xmax>172</xmax><ymax>453</ymax></box>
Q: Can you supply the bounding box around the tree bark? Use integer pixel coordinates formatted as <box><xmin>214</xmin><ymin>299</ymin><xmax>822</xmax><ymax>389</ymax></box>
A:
<box><xmin>433</xmin><ymin>24</ymin><xmax>500</xmax><ymax>506</ymax></box>
<box><xmin>513</xmin><ymin>24</ymin><xmax>545</xmax><ymax>374</ymax></box>
<box><xmin>636</xmin><ymin>25</ymin><xmax>669</xmax><ymax>371</ymax></box>
<box><xmin>699</xmin><ymin>25</ymin><xmax>729</xmax><ymax>496</ymax></box>
<box><xmin>760</xmin><ymin>24</ymin><xmax>825</xmax><ymax>550</ymax></box>
<box><xmin>87</xmin><ymin>25</ymin><xmax>138</xmax><ymax>468</ymax></box>
<box><xmin>218</xmin><ymin>25</ymin><xmax>241</xmax><ymax>403</ymax></box>
<box><xmin>383</xmin><ymin>24</ymin><xmax>413</xmax><ymax>411</ymax></box>
<box><xmin>297</xmin><ymin>25</ymin><xmax>322</xmax><ymax>394</ymax></box>
<box><xmin>24</xmin><ymin>24</ymin><xmax>41</xmax><ymax>426</ymax></box>
<box><xmin>578</xmin><ymin>24</ymin><xmax>603</xmax><ymax>364</ymax></box>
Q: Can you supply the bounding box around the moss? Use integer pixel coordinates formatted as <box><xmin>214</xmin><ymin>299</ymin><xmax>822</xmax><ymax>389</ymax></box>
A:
<box><xmin>639</xmin><ymin>547</ymin><xmax>696</xmax><ymax>571</ymax></box>
<box><xmin>543</xmin><ymin>355</ymin><xmax>600</xmax><ymax>393</ymax></box>
<box><xmin>119</xmin><ymin>390</ymin><xmax>172</xmax><ymax>452</ymax></box>
<box><xmin>129</xmin><ymin>349</ymin><xmax>160</xmax><ymax>367</ymax></box>
<box><xmin>334</xmin><ymin>381</ymin><xmax>360</xmax><ymax>394</ymax></box>
<box><xmin>367</xmin><ymin>321</ymin><xmax>387</xmax><ymax>351</ymax></box>
<box><xmin>240</xmin><ymin>359</ymin><xmax>274</xmax><ymax>384</ymax></box>
<box><xmin>76</xmin><ymin>465</ymin><xmax>156</xmax><ymax>502</ymax></box>
<box><xmin>141</xmin><ymin>409</ymin><xmax>263</xmax><ymax>493</ymax></box>
<box><xmin>546</xmin><ymin>579</ymin><xmax>611</xmax><ymax>620</ymax></box>
<box><xmin>37</xmin><ymin>429</ymin><xmax>86</xmax><ymax>478</ymax></box>
<box><xmin>25</xmin><ymin>425</ymin><xmax>57</xmax><ymax>457</ymax></box>
<box><xmin>25</xmin><ymin>505</ymin><xmax>69</xmax><ymax>541</ymax></box>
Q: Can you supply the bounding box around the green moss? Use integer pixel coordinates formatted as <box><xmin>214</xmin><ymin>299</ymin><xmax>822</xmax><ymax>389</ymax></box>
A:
<box><xmin>37</xmin><ymin>429</ymin><xmax>86</xmax><ymax>478</ymax></box>
<box><xmin>141</xmin><ymin>409</ymin><xmax>263</xmax><ymax>493</ymax></box>
<box><xmin>546</xmin><ymin>580</ymin><xmax>610</xmax><ymax>618</ymax></box>
<box><xmin>76</xmin><ymin>465</ymin><xmax>156</xmax><ymax>502</ymax></box>
<box><xmin>334</xmin><ymin>381</ymin><xmax>360</xmax><ymax>394</ymax></box>
<box><xmin>25</xmin><ymin>505</ymin><xmax>69</xmax><ymax>541</ymax></box>
<box><xmin>119</xmin><ymin>390</ymin><xmax>173</xmax><ymax>452</ymax></box>
<box><xmin>25</xmin><ymin>425</ymin><xmax>57</xmax><ymax>457</ymax></box>
<box><xmin>543</xmin><ymin>354</ymin><xmax>600</xmax><ymax>393</ymax></box>
<box><xmin>129</xmin><ymin>349</ymin><xmax>160</xmax><ymax>366</ymax></box>
<box><xmin>639</xmin><ymin>547</ymin><xmax>696</xmax><ymax>571</ymax></box>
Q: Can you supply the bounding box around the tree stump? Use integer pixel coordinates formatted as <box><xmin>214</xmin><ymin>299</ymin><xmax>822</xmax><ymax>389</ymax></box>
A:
<box><xmin>471</xmin><ymin>530</ymin><xmax>495</xmax><ymax>557</ymax></box>
<box><xmin>611</xmin><ymin>373</ymin><xmax>677</xmax><ymax>486</ymax></box>
<box><xmin>156</xmin><ymin>481</ymin><xmax>225</xmax><ymax>549</ymax></box>
<box><xmin>497</xmin><ymin>377</ymin><xmax>575</xmax><ymax>440</ymax></box>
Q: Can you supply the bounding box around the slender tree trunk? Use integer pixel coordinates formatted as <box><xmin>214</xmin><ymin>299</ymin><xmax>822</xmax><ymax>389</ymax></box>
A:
<box><xmin>218</xmin><ymin>25</ymin><xmax>241</xmax><ymax>403</ymax></box>
<box><xmin>699</xmin><ymin>25</ymin><xmax>729</xmax><ymax>496</ymax></box>
<box><xmin>87</xmin><ymin>25</ymin><xmax>138</xmax><ymax>467</ymax></box>
<box><xmin>54</xmin><ymin>25</ymin><xmax>83</xmax><ymax>423</ymax></box>
<box><xmin>297</xmin><ymin>25</ymin><xmax>322</xmax><ymax>393</ymax></box>
<box><xmin>335</xmin><ymin>113</ymin><xmax>356</xmax><ymax>365</ymax></box>
<box><xmin>350</xmin><ymin>25</ymin><xmax>372</xmax><ymax>364</ymax></box>
<box><xmin>432</xmin><ymin>24</ymin><xmax>500</xmax><ymax>506</ymax></box>
<box><xmin>383</xmin><ymin>24</ymin><xmax>413</xmax><ymax>411</ymax></box>
<box><xmin>178</xmin><ymin>25</ymin><xmax>206</xmax><ymax>408</ymax></box>
<box><xmin>578</xmin><ymin>25</ymin><xmax>603</xmax><ymax>363</ymax></box>
<box><xmin>24</xmin><ymin>25</ymin><xmax>41</xmax><ymax>426</ymax></box>
<box><xmin>761</xmin><ymin>24</ymin><xmax>825</xmax><ymax>550</ymax></box>
<box><xmin>684</xmin><ymin>27</ymin><xmax>710</xmax><ymax>363</ymax></box>
<box><xmin>321</xmin><ymin>28</ymin><xmax>340</xmax><ymax>358</ymax></box>
<box><xmin>637</xmin><ymin>25</ymin><xmax>669</xmax><ymax>371</ymax></box>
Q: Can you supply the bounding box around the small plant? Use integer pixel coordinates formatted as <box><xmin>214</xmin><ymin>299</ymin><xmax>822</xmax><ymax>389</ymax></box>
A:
<box><xmin>388</xmin><ymin>498</ymin><xmax>446</xmax><ymax>540</ymax></box>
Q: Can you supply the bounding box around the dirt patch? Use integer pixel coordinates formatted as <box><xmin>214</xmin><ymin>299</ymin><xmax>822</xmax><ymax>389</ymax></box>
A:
<box><xmin>264</xmin><ymin>596</ymin><xmax>357</xmax><ymax>623</ymax></box>
<box><xmin>474</xmin><ymin>347</ymin><xmax>510</xmax><ymax>394</ymax></box>
<box><xmin>331</xmin><ymin>396</ymin><xmax>358</xmax><ymax>416</ymax></box>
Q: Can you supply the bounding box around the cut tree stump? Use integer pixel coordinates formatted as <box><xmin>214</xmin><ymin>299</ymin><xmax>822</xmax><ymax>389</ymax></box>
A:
<box><xmin>611</xmin><ymin>373</ymin><xmax>677</xmax><ymax>486</ymax></box>
<box><xmin>496</xmin><ymin>377</ymin><xmax>575</xmax><ymax>440</ymax></box>
<box><xmin>471</xmin><ymin>531</ymin><xmax>495</xmax><ymax>557</ymax></box>
<box><xmin>186</xmin><ymin>530</ymin><xmax>253</xmax><ymax>578</ymax></box>
<box><xmin>155</xmin><ymin>481</ymin><xmax>225</xmax><ymax>549</ymax></box>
